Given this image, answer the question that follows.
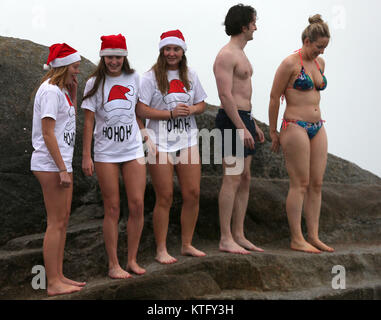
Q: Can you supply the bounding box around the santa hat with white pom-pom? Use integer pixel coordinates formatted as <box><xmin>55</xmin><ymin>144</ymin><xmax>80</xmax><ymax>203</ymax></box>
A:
<box><xmin>43</xmin><ymin>43</ymin><xmax>81</xmax><ymax>70</ymax></box>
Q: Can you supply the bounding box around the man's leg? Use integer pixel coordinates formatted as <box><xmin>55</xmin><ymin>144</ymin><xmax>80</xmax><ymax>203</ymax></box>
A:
<box><xmin>218</xmin><ymin>156</ymin><xmax>251</xmax><ymax>254</ymax></box>
<box><xmin>231</xmin><ymin>156</ymin><xmax>264</xmax><ymax>252</ymax></box>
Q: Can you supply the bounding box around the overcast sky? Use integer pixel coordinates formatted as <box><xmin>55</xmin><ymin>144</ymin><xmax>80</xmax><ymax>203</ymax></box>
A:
<box><xmin>1</xmin><ymin>0</ymin><xmax>380</xmax><ymax>178</ymax></box>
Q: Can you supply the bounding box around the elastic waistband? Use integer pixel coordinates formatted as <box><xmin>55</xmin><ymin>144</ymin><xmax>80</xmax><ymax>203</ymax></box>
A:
<box><xmin>218</xmin><ymin>108</ymin><xmax>252</xmax><ymax>116</ymax></box>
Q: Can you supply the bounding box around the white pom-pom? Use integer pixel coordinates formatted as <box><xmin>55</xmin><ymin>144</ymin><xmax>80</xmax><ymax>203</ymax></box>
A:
<box><xmin>43</xmin><ymin>64</ymin><xmax>51</xmax><ymax>71</ymax></box>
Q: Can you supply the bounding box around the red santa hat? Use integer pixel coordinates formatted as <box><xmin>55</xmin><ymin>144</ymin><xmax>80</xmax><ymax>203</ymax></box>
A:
<box><xmin>44</xmin><ymin>43</ymin><xmax>81</xmax><ymax>70</ymax></box>
<box><xmin>159</xmin><ymin>29</ymin><xmax>187</xmax><ymax>52</ymax></box>
<box><xmin>100</xmin><ymin>34</ymin><xmax>128</xmax><ymax>57</ymax></box>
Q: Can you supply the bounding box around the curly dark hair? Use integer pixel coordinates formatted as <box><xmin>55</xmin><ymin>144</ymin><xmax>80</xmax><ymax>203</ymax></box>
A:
<box><xmin>224</xmin><ymin>4</ymin><xmax>257</xmax><ymax>36</ymax></box>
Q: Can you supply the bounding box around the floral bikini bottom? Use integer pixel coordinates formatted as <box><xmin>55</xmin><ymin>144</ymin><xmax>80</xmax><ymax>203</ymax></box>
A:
<box><xmin>281</xmin><ymin>119</ymin><xmax>324</xmax><ymax>140</ymax></box>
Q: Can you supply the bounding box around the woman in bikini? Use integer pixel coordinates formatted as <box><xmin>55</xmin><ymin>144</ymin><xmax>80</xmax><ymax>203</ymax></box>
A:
<box><xmin>268</xmin><ymin>14</ymin><xmax>334</xmax><ymax>254</ymax></box>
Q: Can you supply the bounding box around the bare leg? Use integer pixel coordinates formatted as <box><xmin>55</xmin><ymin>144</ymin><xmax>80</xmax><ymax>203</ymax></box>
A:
<box><xmin>34</xmin><ymin>172</ymin><xmax>82</xmax><ymax>296</ymax></box>
<box><xmin>95</xmin><ymin>162</ymin><xmax>131</xmax><ymax>279</ymax></box>
<box><xmin>56</xmin><ymin>173</ymin><xmax>86</xmax><ymax>286</ymax></box>
<box><xmin>232</xmin><ymin>156</ymin><xmax>264</xmax><ymax>252</ymax></box>
<box><xmin>122</xmin><ymin>158</ymin><xmax>147</xmax><ymax>275</ymax></box>
<box><xmin>218</xmin><ymin>157</ymin><xmax>250</xmax><ymax>255</ymax></box>
<box><xmin>149</xmin><ymin>153</ymin><xmax>177</xmax><ymax>264</ymax></box>
<box><xmin>304</xmin><ymin>127</ymin><xmax>334</xmax><ymax>252</ymax></box>
<box><xmin>175</xmin><ymin>146</ymin><xmax>206</xmax><ymax>258</ymax></box>
<box><xmin>280</xmin><ymin>124</ymin><xmax>321</xmax><ymax>254</ymax></box>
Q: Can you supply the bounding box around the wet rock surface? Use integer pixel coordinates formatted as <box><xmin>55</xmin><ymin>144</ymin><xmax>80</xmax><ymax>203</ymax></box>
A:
<box><xmin>0</xmin><ymin>36</ymin><xmax>380</xmax><ymax>300</ymax></box>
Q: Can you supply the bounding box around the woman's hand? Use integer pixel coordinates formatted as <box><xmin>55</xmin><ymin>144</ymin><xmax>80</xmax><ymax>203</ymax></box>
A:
<box><xmin>145</xmin><ymin>136</ymin><xmax>157</xmax><ymax>157</ymax></box>
<box><xmin>59</xmin><ymin>170</ymin><xmax>72</xmax><ymax>188</ymax></box>
<box><xmin>82</xmin><ymin>156</ymin><xmax>94</xmax><ymax>176</ymax></box>
<box><xmin>172</xmin><ymin>103</ymin><xmax>190</xmax><ymax>118</ymax></box>
<box><xmin>270</xmin><ymin>130</ymin><xmax>281</xmax><ymax>153</ymax></box>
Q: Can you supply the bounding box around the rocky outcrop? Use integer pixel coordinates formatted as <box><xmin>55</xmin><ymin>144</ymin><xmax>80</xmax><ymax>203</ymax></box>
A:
<box><xmin>0</xmin><ymin>36</ymin><xmax>380</xmax><ymax>300</ymax></box>
<box><xmin>0</xmin><ymin>36</ymin><xmax>99</xmax><ymax>246</ymax></box>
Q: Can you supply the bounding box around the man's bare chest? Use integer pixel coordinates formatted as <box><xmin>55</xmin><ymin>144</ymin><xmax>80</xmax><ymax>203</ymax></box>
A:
<box><xmin>234</xmin><ymin>57</ymin><xmax>253</xmax><ymax>80</ymax></box>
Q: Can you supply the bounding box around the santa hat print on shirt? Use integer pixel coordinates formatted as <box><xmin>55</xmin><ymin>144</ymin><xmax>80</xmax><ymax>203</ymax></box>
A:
<box><xmin>100</xmin><ymin>34</ymin><xmax>128</xmax><ymax>57</ymax></box>
<box><xmin>44</xmin><ymin>43</ymin><xmax>81</xmax><ymax>70</ymax></box>
<box><xmin>163</xmin><ymin>79</ymin><xmax>190</xmax><ymax>107</ymax></box>
<box><xmin>103</xmin><ymin>84</ymin><xmax>135</xmax><ymax>126</ymax></box>
<box><xmin>107</xmin><ymin>85</ymin><xmax>133</xmax><ymax>103</ymax></box>
<box><xmin>159</xmin><ymin>29</ymin><xmax>187</xmax><ymax>52</ymax></box>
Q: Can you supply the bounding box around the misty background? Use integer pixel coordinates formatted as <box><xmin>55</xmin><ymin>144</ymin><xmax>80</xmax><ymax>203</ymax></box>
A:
<box><xmin>0</xmin><ymin>0</ymin><xmax>380</xmax><ymax>177</ymax></box>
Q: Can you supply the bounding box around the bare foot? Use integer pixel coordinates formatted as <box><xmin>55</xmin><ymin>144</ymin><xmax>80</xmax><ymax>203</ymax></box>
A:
<box><xmin>108</xmin><ymin>267</ymin><xmax>132</xmax><ymax>279</ymax></box>
<box><xmin>61</xmin><ymin>276</ymin><xmax>86</xmax><ymax>287</ymax></box>
<box><xmin>291</xmin><ymin>240</ymin><xmax>321</xmax><ymax>254</ymax></box>
<box><xmin>155</xmin><ymin>251</ymin><xmax>178</xmax><ymax>264</ymax></box>
<box><xmin>219</xmin><ymin>239</ymin><xmax>251</xmax><ymax>255</ymax></box>
<box><xmin>181</xmin><ymin>245</ymin><xmax>206</xmax><ymax>257</ymax></box>
<box><xmin>127</xmin><ymin>261</ymin><xmax>146</xmax><ymax>275</ymax></box>
<box><xmin>308</xmin><ymin>238</ymin><xmax>334</xmax><ymax>252</ymax></box>
<box><xmin>234</xmin><ymin>237</ymin><xmax>264</xmax><ymax>252</ymax></box>
<box><xmin>47</xmin><ymin>282</ymin><xmax>82</xmax><ymax>297</ymax></box>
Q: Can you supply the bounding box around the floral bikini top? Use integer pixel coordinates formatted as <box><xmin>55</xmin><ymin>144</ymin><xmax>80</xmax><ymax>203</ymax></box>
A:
<box><xmin>291</xmin><ymin>49</ymin><xmax>327</xmax><ymax>91</ymax></box>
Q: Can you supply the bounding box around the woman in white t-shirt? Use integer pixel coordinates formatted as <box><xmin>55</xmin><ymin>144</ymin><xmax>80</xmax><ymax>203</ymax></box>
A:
<box><xmin>137</xmin><ymin>30</ymin><xmax>207</xmax><ymax>264</ymax></box>
<box><xmin>81</xmin><ymin>34</ymin><xmax>146</xmax><ymax>278</ymax></box>
<box><xmin>31</xmin><ymin>43</ymin><xmax>85</xmax><ymax>296</ymax></box>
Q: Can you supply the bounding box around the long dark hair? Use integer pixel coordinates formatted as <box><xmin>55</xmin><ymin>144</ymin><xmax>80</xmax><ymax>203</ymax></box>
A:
<box><xmin>83</xmin><ymin>56</ymin><xmax>134</xmax><ymax>105</ymax></box>
<box><xmin>152</xmin><ymin>49</ymin><xmax>190</xmax><ymax>95</ymax></box>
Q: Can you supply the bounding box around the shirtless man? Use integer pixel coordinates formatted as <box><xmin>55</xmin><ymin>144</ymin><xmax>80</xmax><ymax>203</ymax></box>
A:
<box><xmin>214</xmin><ymin>4</ymin><xmax>265</xmax><ymax>254</ymax></box>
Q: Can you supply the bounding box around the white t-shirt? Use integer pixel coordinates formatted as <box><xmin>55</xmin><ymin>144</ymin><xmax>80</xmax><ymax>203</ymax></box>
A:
<box><xmin>81</xmin><ymin>72</ymin><xmax>144</xmax><ymax>163</ymax></box>
<box><xmin>31</xmin><ymin>80</ymin><xmax>76</xmax><ymax>172</ymax></box>
<box><xmin>139</xmin><ymin>68</ymin><xmax>207</xmax><ymax>152</ymax></box>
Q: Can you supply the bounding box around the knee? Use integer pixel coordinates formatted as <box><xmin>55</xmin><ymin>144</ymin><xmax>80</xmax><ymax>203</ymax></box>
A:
<box><xmin>308</xmin><ymin>180</ymin><xmax>323</xmax><ymax>193</ymax></box>
<box><xmin>156</xmin><ymin>191</ymin><xmax>173</xmax><ymax>209</ymax></box>
<box><xmin>240</xmin><ymin>170</ymin><xmax>251</xmax><ymax>188</ymax></box>
<box><xmin>47</xmin><ymin>215</ymin><xmax>67</xmax><ymax>232</ymax></box>
<box><xmin>104</xmin><ymin>203</ymin><xmax>120</xmax><ymax>221</ymax></box>
<box><xmin>128</xmin><ymin>197</ymin><xmax>144</xmax><ymax>218</ymax></box>
<box><xmin>299</xmin><ymin>180</ymin><xmax>310</xmax><ymax>194</ymax></box>
<box><xmin>223</xmin><ymin>175</ymin><xmax>242</xmax><ymax>191</ymax></box>
<box><xmin>291</xmin><ymin>180</ymin><xmax>309</xmax><ymax>195</ymax></box>
<box><xmin>182</xmin><ymin>187</ymin><xmax>200</xmax><ymax>204</ymax></box>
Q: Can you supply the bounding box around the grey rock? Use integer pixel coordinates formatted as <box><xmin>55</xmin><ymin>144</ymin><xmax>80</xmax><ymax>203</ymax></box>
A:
<box><xmin>0</xmin><ymin>36</ymin><xmax>380</xmax><ymax>300</ymax></box>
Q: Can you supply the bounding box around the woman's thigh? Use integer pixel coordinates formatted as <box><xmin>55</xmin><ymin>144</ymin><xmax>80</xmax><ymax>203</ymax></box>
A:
<box><xmin>34</xmin><ymin>171</ymin><xmax>72</xmax><ymax>222</ymax></box>
<box><xmin>95</xmin><ymin>162</ymin><xmax>120</xmax><ymax>205</ymax></box>
<box><xmin>280</xmin><ymin>124</ymin><xmax>311</xmax><ymax>186</ymax></box>
<box><xmin>121</xmin><ymin>158</ymin><xmax>146</xmax><ymax>202</ymax></box>
<box><xmin>175</xmin><ymin>146</ymin><xmax>201</xmax><ymax>197</ymax></box>
<box><xmin>309</xmin><ymin>126</ymin><xmax>328</xmax><ymax>185</ymax></box>
<box><xmin>148</xmin><ymin>152</ymin><xmax>174</xmax><ymax>198</ymax></box>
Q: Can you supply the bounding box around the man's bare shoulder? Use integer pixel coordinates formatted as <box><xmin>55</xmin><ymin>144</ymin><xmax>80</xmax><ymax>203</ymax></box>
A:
<box><xmin>216</xmin><ymin>46</ymin><xmax>235</xmax><ymax>60</ymax></box>
<box><xmin>214</xmin><ymin>44</ymin><xmax>238</xmax><ymax>69</ymax></box>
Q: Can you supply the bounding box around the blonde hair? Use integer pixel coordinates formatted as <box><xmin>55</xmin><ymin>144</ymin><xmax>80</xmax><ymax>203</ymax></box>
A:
<box><xmin>302</xmin><ymin>14</ymin><xmax>330</xmax><ymax>43</ymax></box>
<box><xmin>32</xmin><ymin>66</ymin><xmax>69</xmax><ymax>99</ymax></box>
<box><xmin>152</xmin><ymin>49</ymin><xmax>190</xmax><ymax>95</ymax></box>
<box><xmin>40</xmin><ymin>66</ymin><xmax>69</xmax><ymax>89</ymax></box>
